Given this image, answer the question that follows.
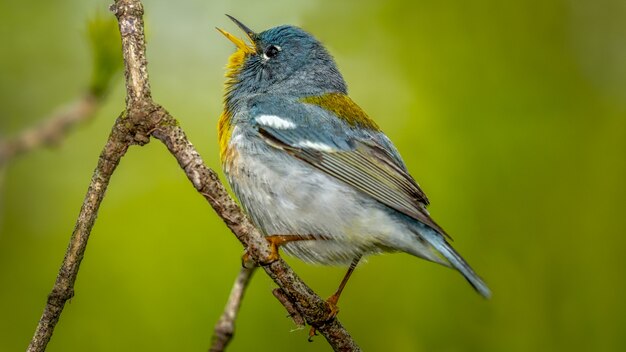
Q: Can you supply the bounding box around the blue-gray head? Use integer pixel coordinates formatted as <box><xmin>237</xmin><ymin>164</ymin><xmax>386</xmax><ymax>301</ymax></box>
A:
<box><xmin>218</xmin><ymin>16</ymin><xmax>347</xmax><ymax>106</ymax></box>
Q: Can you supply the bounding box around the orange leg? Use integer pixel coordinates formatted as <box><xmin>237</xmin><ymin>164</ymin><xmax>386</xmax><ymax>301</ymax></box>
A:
<box><xmin>242</xmin><ymin>234</ymin><xmax>326</xmax><ymax>267</ymax></box>
<box><xmin>309</xmin><ymin>255</ymin><xmax>362</xmax><ymax>340</ymax></box>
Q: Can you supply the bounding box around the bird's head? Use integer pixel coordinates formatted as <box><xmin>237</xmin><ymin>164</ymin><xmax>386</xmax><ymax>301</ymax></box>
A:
<box><xmin>217</xmin><ymin>16</ymin><xmax>347</xmax><ymax>109</ymax></box>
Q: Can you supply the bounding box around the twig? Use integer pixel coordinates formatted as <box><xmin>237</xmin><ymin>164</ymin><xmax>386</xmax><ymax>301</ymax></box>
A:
<box><xmin>273</xmin><ymin>288</ymin><xmax>306</xmax><ymax>328</ymax></box>
<box><xmin>111</xmin><ymin>0</ymin><xmax>151</xmax><ymax>105</ymax></box>
<box><xmin>27</xmin><ymin>0</ymin><xmax>361</xmax><ymax>351</ymax></box>
<box><xmin>27</xmin><ymin>2</ymin><xmax>151</xmax><ymax>351</ymax></box>
<box><xmin>26</xmin><ymin>114</ymin><xmax>135</xmax><ymax>352</ymax></box>
<box><xmin>210</xmin><ymin>267</ymin><xmax>256</xmax><ymax>352</ymax></box>
<box><xmin>0</xmin><ymin>93</ymin><xmax>100</xmax><ymax>167</ymax></box>
<box><xmin>1</xmin><ymin>16</ymin><xmax>121</xmax><ymax>167</ymax></box>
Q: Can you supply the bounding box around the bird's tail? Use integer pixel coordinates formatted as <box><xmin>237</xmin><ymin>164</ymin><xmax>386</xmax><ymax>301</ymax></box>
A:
<box><xmin>412</xmin><ymin>224</ymin><xmax>492</xmax><ymax>299</ymax></box>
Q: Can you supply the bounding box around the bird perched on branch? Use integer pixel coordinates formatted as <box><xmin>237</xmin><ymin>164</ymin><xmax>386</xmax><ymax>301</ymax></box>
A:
<box><xmin>216</xmin><ymin>15</ymin><xmax>490</xmax><ymax>320</ymax></box>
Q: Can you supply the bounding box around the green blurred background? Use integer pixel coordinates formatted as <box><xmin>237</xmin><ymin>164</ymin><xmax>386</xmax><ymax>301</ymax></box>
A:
<box><xmin>1</xmin><ymin>0</ymin><xmax>625</xmax><ymax>351</ymax></box>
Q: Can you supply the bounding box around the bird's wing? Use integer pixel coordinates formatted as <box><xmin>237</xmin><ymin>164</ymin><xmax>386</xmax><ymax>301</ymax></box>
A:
<box><xmin>251</xmin><ymin>103</ymin><xmax>449</xmax><ymax>239</ymax></box>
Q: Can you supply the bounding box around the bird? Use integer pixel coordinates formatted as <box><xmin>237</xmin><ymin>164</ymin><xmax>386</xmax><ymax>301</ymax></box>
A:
<box><xmin>216</xmin><ymin>15</ymin><xmax>491</xmax><ymax>316</ymax></box>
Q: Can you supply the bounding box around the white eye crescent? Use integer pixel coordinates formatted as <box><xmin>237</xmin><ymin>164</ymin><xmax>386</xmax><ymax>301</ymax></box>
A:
<box><xmin>262</xmin><ymin>45</ymin><xmax>281</xmax><ymax>60</ymax></box>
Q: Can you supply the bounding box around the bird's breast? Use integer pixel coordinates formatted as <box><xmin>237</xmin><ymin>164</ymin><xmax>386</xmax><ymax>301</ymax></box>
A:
<box><xmin>219</xmin><ymin>124</ymin><xmax>419</xmax><ymax>265</ymax></box>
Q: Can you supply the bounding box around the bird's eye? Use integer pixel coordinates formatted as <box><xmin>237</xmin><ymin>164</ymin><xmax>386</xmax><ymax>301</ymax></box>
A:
<box><xmin>264</xmin><ymin>45</ymin><xmax>281</xmax><ymax>59</ymax></box>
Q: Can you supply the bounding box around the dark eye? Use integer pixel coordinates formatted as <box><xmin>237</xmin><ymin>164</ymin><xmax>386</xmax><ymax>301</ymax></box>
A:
<box><xmin>264</xmin><ymin>45</ymin><xmax>280</xmax><ymax>58</ymax></box>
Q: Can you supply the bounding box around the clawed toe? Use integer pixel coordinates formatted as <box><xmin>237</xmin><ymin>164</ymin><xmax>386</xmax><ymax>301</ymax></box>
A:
<box><xmin>307</xmin><ymin>295</ymin><xmax>340</xmax><ymax>341</ymax></box>
<box><xmin>241</xmin><ymin>240</ymin><xmax>281</xmax><ymax>267</ymax></box>
<box><xmin>241</xmin><ymin>250</ymin><xmax>257</xmax><ymax>268</ymax></box>
<box><xmin>308</xmin><ymin>328</ymin><xmax>319</xmax><ymax>342</ymax></box>
<box><xmin>241</xmin><ymin>249</ymin><xmax>279</xmax><ymax>268</ymax></box>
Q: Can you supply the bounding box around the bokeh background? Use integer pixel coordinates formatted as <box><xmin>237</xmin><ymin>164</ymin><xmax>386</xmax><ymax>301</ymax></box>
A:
<box><xmin>1</xmin><ymin>0</ymin><xmax>625</xmax><ymax>351</ymax></box>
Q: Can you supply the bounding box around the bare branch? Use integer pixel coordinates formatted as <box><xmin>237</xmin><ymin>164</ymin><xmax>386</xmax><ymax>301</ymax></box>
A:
<box><xmin>28</xmin><ymin>0</ymin><xmax>361</xmax><ymax>351</ymax></box>
<box><xmin>26</xmin><ymin>113</ymin><xmax>135</xmax><ymax>352</ymax></box>
<box><xmin>110</xmin><ymin>0</ymin><xmax>151</xmax><ymax>105</ymax></box>
<box><xmin>273</xmin><ymin>288</ymin><xmax>306</xmax><ymax>328</ymax></box>
<box><xmin>1</xmin><ymin>16</ymin><xmax>121</xmax><ymax>168</ymax></box>
<box><xmin>210</xmin><ymin>267</ymin><xmax>256</xmax><ymax>352</ymax></box>
<box><xmin>0</xmin><ymin>93</ymin><xmax>99</xmax><ymax>166</ymax></box>
<box><xmin>26</xmin><ymin>2</ymin><xmax>153</xmax><ymax>350</ymax></box>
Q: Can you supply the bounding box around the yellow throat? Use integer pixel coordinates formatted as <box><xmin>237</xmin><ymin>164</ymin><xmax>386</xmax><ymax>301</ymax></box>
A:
<box><xmin>218</xmin><ymin>48</ymin><xmax>249</xmax><ymax>162</ymax></box>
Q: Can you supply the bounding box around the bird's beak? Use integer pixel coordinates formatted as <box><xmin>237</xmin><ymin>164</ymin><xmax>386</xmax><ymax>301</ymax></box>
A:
<box><xmin>216</xmin><ymin>15</ymin><xmax>257</xmax><ymax>54</ymax></box>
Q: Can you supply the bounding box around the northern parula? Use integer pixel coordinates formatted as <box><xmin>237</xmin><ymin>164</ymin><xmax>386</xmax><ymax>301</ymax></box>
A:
<box><xmin>216</xmin><ymin>16</ymin><xmax>491</xmax><ymax>307</ymax></box>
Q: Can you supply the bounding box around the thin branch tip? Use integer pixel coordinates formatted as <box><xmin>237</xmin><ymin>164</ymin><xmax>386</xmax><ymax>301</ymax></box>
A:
<box><xmin>209</xmin><ymin>267</ymin><xmax>256</xmax><ymax>352</ymax></box>
<box><xmin>0</xmin><ymin>93</ymin><xmax>100</xmax><ymax>167</ymax></box>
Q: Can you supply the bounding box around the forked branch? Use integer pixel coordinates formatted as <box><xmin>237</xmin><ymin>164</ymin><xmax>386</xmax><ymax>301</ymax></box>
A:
<box><xmin>27</xmin><ymin>1</ymin><xmax>360</xmax><ymax>351</ymax></box>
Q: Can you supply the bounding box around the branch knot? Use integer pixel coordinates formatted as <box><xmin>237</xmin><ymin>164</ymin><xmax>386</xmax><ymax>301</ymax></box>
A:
<box><xmin>47</xmin><ymin>287</ymin><xmax>75</xmax><ymax>308</ymax></box>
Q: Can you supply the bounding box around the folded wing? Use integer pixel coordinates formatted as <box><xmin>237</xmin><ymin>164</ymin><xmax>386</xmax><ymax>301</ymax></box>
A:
<box><xmin>255</xmin><ymin>113</ymin><xmax>450</xmax><ymax>239</ymax></box>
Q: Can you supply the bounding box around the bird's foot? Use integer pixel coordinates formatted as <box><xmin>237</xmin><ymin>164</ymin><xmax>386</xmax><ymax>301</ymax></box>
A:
<box><xmin>242</xmin><ymin>234</ymin><xmax>324</xmax><ymax>268</ymax></box>
<box><xmin>241</xmin><ymin>235</ymin><xmax>283</xmax><ymax>268</ymax></box>
<box><xmin>308</xmin><ymin>294</ymin><xmax>340</xmax><ymax>341</ymax></box>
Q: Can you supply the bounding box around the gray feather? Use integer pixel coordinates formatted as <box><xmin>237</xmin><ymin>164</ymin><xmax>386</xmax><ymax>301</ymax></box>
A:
<box><xmin>414</xmin><ymin>223</ymin><xmax>492</xmax><ymax>298</ymax></box>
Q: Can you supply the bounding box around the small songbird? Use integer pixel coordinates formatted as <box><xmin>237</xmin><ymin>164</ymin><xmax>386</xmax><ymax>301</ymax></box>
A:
<box><xmin>216</xmin><ymin>15</ymin><xmax>491</xmax><ymax>312</ymax></box>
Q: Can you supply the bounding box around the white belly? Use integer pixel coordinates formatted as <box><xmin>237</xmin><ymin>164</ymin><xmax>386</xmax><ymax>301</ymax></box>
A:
<box><xmin>223</xmin><ymin>131</ymin><xmax>421</xmax><ymax>265</ymax></box>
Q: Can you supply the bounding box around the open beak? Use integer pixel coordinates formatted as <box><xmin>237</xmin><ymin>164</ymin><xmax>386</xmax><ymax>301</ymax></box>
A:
<box><xmin>216</xmin><ymin>15</ymin><xmax>257</xmax><ymax>54</ymax></box>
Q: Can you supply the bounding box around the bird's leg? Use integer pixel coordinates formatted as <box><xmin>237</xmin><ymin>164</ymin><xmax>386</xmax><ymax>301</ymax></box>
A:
<box><xmin>327</xmin><ymin>255</ymin><xmax>361</xmax><ymax>307</ymax></box>
<box><xmin>309</xmin><ymin>255</ymin><xmax>362</xmax><ymax>341</ymax></box>
<box><xmin>242</xmin><ymin>234</ymin><xmax>326</xmax><ymax>267</ymax></box>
